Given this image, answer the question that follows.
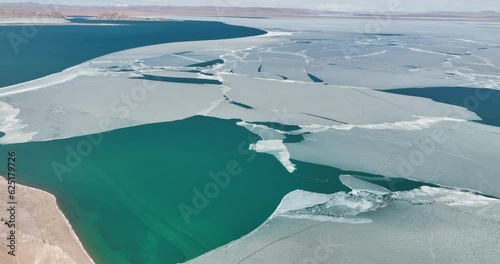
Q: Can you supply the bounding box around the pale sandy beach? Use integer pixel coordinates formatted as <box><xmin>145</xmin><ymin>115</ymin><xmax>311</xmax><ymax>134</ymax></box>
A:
<box><xmin>0</xmin><ymin>177</ymin><xmax>94</xmax><ymax>264</ymax></box>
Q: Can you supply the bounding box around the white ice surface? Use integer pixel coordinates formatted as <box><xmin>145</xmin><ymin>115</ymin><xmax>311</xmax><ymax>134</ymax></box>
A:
<box><xmin>186</xmin><ymin>185</ymin><xmax>500</xmax><ymax>264</ymax></box>
<box><xmin>287</xmin><ymin>120</ymin><xmax>500</xmax><ymax>197</ymax></box>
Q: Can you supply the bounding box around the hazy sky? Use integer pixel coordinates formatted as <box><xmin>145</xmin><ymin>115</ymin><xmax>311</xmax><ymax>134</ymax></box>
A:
<box><xmin>3</xmin><ymin>0</ymin><xmax>500</xmax><ymax>12</ymax></box>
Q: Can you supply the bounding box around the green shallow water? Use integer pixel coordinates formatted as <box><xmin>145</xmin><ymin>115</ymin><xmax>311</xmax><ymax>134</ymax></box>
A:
<box><xmin>0</xmin><ymin>116</ymin><xmax>428</xmax><ymax>263</ymax></box>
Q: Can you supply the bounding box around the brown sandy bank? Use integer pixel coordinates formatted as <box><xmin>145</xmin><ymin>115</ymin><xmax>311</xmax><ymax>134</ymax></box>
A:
<box><xmin>0</xmin><ymin>177</ymin><xmax>94</xmax><ymax>264</ymax></box>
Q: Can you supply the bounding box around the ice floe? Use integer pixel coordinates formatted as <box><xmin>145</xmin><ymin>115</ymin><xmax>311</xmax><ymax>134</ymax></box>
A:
<box><xmin>249</xmin><ymin>140</ymin><xmax>295</xmax><ymax>173</ymax></box>
<box><xmin>339</xmin><ymin>175</ymin><xmax>390</xmax><ymax>195</ymax></box>
<box><xmin>0</xmin><ymin>101</ymin><xmax>37</xmax><ymax>143</ymax></box>
<box><xmin>187</xmin><ymin>181</ymin><xmax>500</xmax><ymax>264</ymax></box>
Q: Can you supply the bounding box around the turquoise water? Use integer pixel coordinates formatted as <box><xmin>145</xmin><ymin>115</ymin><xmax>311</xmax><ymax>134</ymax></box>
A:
<box><xmin>0</xmin><ymin>19</ymin><xmax>438</xmax><ymax>263</ymax></box>
<box><xmin>0</xmin><ymin>116</ymin><xmax>429</xmax><ymax>263</ymax></box>
<box><xmin>0</xmin><ymin>19</ymin><xmax>265</xmax><ymax>88</ymax></box>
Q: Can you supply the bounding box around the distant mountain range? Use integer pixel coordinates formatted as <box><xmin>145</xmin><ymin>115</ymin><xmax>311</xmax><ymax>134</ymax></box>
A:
<box><xmin>95</xmin><ymin>12</ymin><xmax>167</xmax><ymax>21</ymax></box>
<box><xmin>0</xmin><ymin>7</ymin><xmax>65</xmax><ymax>18</ymax></box>
<box><xmin>1</xmin><ymin>3</ymin><xmax>499</xmax><ymax>21</ymax></box>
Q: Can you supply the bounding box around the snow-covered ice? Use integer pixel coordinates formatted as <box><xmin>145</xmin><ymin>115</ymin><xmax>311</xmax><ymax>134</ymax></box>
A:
<box><xmin>186</xmin><ymin>180</ymin><xmax>500</xmax><ymax>264</ymax></box>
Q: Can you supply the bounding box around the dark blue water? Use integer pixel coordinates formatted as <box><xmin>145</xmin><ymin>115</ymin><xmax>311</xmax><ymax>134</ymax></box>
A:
<box><xmin>133</xmin><ymin>74</ymin><xmax>222</xmax><ymax>85</ymax></box>
<box><xmin>0</xmin><ymin>19</ymin><xmax>265</xmax><ymax>88</ymax></box>
<box><xmin>385</xmin><ymin>87</ymin><xmax>500</xmax><ymax>127</ymax></box>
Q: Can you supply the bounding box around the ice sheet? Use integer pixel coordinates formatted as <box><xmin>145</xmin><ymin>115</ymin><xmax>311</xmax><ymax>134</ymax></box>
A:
<box><xmin>186</xmin><ymin>186</ymin><xmax>500</xmax><ymax>264</ymax></box>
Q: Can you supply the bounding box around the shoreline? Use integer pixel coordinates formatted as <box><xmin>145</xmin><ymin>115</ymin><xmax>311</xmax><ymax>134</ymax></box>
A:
<box><xmin>0</xmin><ymin>177</ymin><xmax>95</xmax><ymax>264</ymax></box>
<box><xmin>21</xmin><ymin>183</ymin><xmax>96</xmax><ymax>264</ymax></box>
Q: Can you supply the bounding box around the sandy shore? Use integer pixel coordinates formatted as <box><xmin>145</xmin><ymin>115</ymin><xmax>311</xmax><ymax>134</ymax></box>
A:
<box><xmin>0</xmin><ymin>177</ymin><xmax>94</xmax><ymax>264</ymax></box>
